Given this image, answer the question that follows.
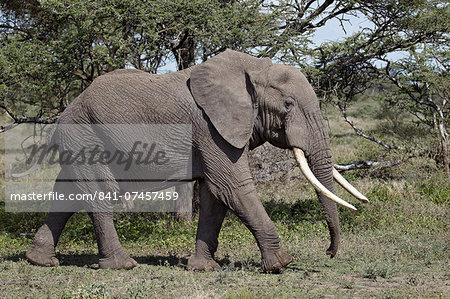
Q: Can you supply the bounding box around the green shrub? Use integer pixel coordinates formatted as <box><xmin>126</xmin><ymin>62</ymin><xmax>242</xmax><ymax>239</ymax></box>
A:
<box><xmin>416</xmin><ymin>174</ymin><xmax>450</xmax><ymax>205</ymax></box>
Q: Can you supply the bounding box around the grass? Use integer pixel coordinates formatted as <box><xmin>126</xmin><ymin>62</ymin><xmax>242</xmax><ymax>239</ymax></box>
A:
<box><xmin>0</xmin><ymin>101</ymin><xmax>449</xmax><ymax>298</ymax></box>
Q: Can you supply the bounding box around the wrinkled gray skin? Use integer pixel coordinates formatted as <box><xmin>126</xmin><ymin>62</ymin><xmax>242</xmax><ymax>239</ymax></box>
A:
<box><xmin>26</xmin><ymin>50</ymin><xmax>339</xmax><ymax>273</ymax></box>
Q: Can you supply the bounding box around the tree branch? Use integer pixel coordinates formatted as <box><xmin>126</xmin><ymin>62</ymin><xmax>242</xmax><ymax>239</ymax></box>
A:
<box><xmin>0</xmin><ymin>116</ymin><xmax>58</xmax><ymax>133</ymax></box>
<box><xmin>1</xmin><ymin>105</ymin><xmax>58</xmax><ymax>133</ymax></box>
<box><xmin>334</xmin><ymin>159</ymin><xmax>406</xmax><ymax>172</ymax></box>
<box><xmin>337</xmin><ymin>102</ymin><xmax>405</xmax><ymax>151</ymax></box>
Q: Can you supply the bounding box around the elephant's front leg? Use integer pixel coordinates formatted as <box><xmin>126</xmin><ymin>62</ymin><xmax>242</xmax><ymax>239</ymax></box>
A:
<box><xmin>188</xmin><ymin>181</ymin><xmax>227</xmax><ymax>271</ymax></box>
<box><xmin>225</xmin><ymin>180</ymin><xmax>293</xmax><ymax>273</ymax></box>
<box><xmin>200</xmin><ymin>144</ymin><xmax>293</xmax><ymax>273</ymax></box>
<box><xmin>87</xmin><ymin>212</ymin><xmax>137</xmax><ymax>269</ymax></box>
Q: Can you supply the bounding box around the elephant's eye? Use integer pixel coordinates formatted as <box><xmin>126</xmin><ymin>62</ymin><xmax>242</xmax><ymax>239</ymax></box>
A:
<box><xmin>284</xmin><ymin>98</ymin><xmax>295</xmax><ymax>111</ymax></box>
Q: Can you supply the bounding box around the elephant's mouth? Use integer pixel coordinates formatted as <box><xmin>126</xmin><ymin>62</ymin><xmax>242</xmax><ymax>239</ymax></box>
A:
<box><xmin>293</xmin><ymin>148</ymin><xmax>369</xmax><ymax>211</ymax></box>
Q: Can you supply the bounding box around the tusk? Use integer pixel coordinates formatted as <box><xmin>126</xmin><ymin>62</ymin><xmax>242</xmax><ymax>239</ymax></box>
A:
<box><xmin>293</xmin><ymin>148</ymin><xmax>357</xmax><ymax>211</ymax></box>
<box><xmin>332</xmin><ymin>168</ymin><xmax>369</xmax><ymax>203</ymax></box>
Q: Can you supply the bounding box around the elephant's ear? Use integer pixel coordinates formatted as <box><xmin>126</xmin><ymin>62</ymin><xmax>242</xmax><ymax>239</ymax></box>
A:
<box><xmin>190</xmin><ymin>49</ymin><xmax>272</xmax><ymax>148</ymax></box>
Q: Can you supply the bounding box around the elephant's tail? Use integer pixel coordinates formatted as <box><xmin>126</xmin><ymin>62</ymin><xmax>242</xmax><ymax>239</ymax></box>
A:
<box><xmin>11</xmin><ymin>159</ymin><xmax>42</xmax><ymax>178</ymax></box>
<box><xmin>11</xmin><ymin>142</ymin><xmax>51</xmax><ymax>178</ymax></box>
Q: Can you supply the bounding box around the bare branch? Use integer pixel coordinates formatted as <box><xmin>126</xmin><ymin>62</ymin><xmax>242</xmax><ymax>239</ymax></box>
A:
<box><xmin>263</xmin><ymin>0</ymin><xmax>357</xmax><ymax>58</ymax></box>
<box><xmin>380</xmin><ymin>60</ymin><xmax>440</xmax><ymax>112</ymax></box>
<box><xmin>0</xmin><ymin>105</ymin><xmax>58</xmax><ymax>133</ymax></box>
<box><xmin>334</xmin><ymin>159</ymin><xmax>407</xmax><ymax>172</ymax></box>
<box><xmin>0</xmin><ymin>104</ymin><xmax>18</xmax><ymax>122</ymax></box>
<box><xmin>337</xmin><ymin>102</ymin><xmax>405</xmax><ymax>151</ymax></box>
<box><xmin>302</xmin><ymin>0</ymin><xmax>335</xmax><ymax>25</ymax></box>
<box><xmin>0</xmin><ymin>116</ymin><xmax>58</xmax><ymax>133</ymax></box>
<box><xmin>307</xmin><ymin>6</ymin><xmax>353</xmax><ymax>29</ymax></box>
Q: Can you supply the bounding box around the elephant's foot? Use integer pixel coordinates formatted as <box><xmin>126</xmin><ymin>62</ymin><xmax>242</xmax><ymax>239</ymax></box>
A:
<box><xmin>26</xmin><ymin>241</ymin><xmax>59</xmax><ymax>267</ymax></box>
<box><xmin>187</xmin><ymin>254</ymin><xmax>220</xmax><ymax>271</ymax></box>
<box><xmin>98</xmin><ymin>250</ymin><xmax>138</xmax><ymax>270</ymax></box>
<box><xmin>26</xmin><ymin>225</ymin><xmax>60</xmax><ymax>267</ymax></box>
<box><xmin>261</xmin><ymin>249</ymin><xmax>293</xmax><ymax>273</ymax></box>
<box><xmin>326</xmin><ymin>244</ymin><xmax>338</xmax><ymax>258</ymax></box>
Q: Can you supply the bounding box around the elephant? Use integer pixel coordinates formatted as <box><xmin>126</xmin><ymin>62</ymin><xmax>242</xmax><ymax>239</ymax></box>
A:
<box><xmin>23</xmin><ymin>49</ymin><xmax>368</xmax><ymax>273</ymax></box>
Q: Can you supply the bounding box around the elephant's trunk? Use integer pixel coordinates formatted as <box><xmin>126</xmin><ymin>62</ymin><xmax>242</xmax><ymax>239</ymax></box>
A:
<box><xmin>288</xmin><ymin>108</ymin><xmax>369</xmax><ymax>257</ymax></box>
<box><xmin>293</xmin><ymin>146</ymin><xmax>342</xmax><ymax>257</ymax></box>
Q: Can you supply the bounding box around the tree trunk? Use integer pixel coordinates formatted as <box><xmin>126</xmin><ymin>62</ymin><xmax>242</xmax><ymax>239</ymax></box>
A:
<box><xmin>174</xmin><ymin>182</ymin><xmax>194</xmax><ymax>222</ymax></box>
<box><xmin>173</xmin><ymin>31</ymin><xmax>196</xmax><ymax>71</ymax></box>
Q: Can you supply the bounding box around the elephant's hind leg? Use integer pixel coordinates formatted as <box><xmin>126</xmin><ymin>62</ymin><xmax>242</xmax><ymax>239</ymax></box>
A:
<box><xmin>26</xmin><ymin>172</ymin><xmax>80</xmax><ymax>267</ymax></box>
<box><xmin>26</xmin><ymin>211</ymin><xmax>74</xmax><ymax>267</ymax></box>
<box><xmin>87</xmin><ymin>211</ymin><xmax>138</xmax><ymax>270</ymax></box>
<box><xmin>188</xmin><ymin>181</ymin><xmax>227</xmax><ymax>271</ymax></box>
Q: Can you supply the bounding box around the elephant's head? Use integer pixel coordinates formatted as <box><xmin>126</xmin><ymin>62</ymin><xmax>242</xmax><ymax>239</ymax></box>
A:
<box><xmin>190</xmin><ymin>49</ymin><xmax>368</xmax><ymax>257</ymax></box>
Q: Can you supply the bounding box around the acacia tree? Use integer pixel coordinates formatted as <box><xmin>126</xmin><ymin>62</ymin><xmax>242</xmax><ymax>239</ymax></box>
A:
<box><xmin>1</xmin><ymin>0</ymin><xmax>448</xmax><ymax>170</ymax></box>
<box><xmin>376</xmin><ymin>46</ymin><xmax>449</xmax><ymax>171</ymax></box>
<box><xmin>0</xmin><ymin>0</ymin><xmax>273</xmax><ymax>131</ymax></box>
<box><xmin>298</xmin><ymin>0</ymin><xmax>449</xmax><ymax>170</ymax></box>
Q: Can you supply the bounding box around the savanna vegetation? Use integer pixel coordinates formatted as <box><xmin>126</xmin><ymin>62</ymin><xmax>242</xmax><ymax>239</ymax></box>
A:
<box><xmin>0</xmin><ymin>0</ymin><xmax>448</xmax><ymax>298</ymax></box>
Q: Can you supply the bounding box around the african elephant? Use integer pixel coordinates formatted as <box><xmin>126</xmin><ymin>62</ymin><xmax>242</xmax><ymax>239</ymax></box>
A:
<box><xmin>24</xmin><ymin>50</ymin><xmax>368</xmax><ymax>273</ymax></box>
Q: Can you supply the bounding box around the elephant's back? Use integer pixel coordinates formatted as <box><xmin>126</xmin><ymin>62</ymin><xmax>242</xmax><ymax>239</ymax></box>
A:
<box><xmin>56</xmin><ymin>68</ymin><xmax>206</xmax><ymax>176</ymax></box>
<box><xmin>60</xmin><ymin>68</ymin><xmax>199</xmax><ymax>125</ymax></box>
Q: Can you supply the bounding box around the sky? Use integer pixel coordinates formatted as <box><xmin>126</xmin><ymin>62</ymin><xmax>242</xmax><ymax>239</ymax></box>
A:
<box><xmin>313</xmin><ymin>13</ymin><xmax>408</xmax><ymax>64</ymax></box>
<box><xmin>312</xmin><ymin>13</ymin><xmax>373</xmax><ymax>45</ymax></box>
